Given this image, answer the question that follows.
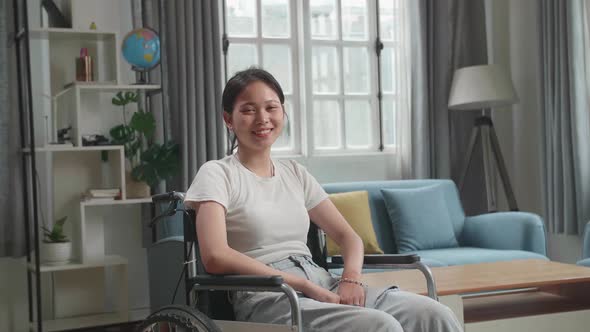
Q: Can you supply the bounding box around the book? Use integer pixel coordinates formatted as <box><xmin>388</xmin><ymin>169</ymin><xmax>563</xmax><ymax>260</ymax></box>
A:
<box><xmin>87</xmin><ymin>188</ymin><xmax>120</xmax><ymax>198</ymax></box>
<box><xmin>83</xmin><ymin>196</ymin><xmax>115</xmax><ymax>202</ymax></box>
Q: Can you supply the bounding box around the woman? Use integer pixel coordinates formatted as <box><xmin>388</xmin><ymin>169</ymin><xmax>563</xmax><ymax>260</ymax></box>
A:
<box><xmin>185</xmin><ymin>68</ymin><xmax>462</xmax><ymax>332</ymax></box>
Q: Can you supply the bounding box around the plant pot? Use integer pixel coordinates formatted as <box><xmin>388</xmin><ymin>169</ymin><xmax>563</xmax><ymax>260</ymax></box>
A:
<box><xmin>41</xmin><ymin>241</ymin><xmax>72</xmax><ymax>265</ymax></box>
<box><xmin>126</xmin><ymin>172</ymin><xmax>151</xmax><ymax>198</ymax></box>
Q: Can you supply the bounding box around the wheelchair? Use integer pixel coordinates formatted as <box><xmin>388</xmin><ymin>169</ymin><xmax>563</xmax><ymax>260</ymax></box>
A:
<box><xmin>135</xmin><ymin>191</ymin><xmax>438</xmax><ymax>332</ymax></box>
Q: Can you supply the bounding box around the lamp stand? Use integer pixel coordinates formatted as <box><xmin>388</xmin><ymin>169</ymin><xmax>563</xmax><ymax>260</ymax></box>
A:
<box><xmin>458</xmin><ymin>115</ymin><xmax>518</xmax><ymax>212</ymax></box>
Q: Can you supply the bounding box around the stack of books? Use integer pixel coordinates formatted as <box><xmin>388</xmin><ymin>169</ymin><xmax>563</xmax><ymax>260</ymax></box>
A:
<box><xmin>83</xmin><ymin>188</ymin><xmax>121</xmax><ymax>201</ymax></box>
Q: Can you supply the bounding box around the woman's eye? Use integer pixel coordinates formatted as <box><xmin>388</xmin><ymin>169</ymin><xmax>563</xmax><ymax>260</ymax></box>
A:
<box><xmin>267</xmin><ymin>107</ymin><xmax>278</xmax><ymax>112</ymax></box>
<box><xmin>241</xmin><ymin>108</ymin><xmax>255</xmax><ymax>113</ymax></box>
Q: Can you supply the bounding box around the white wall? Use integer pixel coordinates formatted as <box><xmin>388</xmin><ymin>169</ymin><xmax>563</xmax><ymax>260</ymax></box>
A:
<box><xmin>486</xmin><ymin>0</ymin><xmax>584</xmax><ymax>263</ymax></box>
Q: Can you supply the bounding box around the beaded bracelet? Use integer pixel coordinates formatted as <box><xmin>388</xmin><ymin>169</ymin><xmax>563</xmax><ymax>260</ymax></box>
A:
<box><xmin>339</xmin><ymin>277</ymin><xmax>366</xmax><ymax>288</ymax></box>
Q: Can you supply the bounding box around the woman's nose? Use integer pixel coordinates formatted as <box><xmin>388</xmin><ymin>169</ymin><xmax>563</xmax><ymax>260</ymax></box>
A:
<box><xmin>255</xmin><ymin>110</ymin><xmax>269</xmax><ymax>124</ymax></box>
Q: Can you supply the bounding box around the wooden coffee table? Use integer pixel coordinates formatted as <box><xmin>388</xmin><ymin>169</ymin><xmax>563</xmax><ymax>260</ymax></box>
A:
<box><xmin>362</xmin><ymin>259</ymin><xmax>590</xmax><ymax>332</ymax></box>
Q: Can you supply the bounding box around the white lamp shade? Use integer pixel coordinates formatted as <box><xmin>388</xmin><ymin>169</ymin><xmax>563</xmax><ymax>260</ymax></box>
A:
<box><xmin>448</xmin><ymin>64</ymin><xmax>518</xmax><ymax>111</ymax></box>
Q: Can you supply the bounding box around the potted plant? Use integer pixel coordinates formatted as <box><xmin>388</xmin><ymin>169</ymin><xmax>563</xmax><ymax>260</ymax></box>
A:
<box><xmin>110</xmin><ymin>91</ymin><xmax>179</xmax><ymax>198</ymax></box>
<box><xmin>40</xmin><ymin>216</ymin><xmax>72</xmax><ymax>265</ymax></box>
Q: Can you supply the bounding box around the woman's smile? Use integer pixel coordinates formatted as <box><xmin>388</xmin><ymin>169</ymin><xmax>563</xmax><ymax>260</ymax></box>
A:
<box><xmin>253</xmin><ymin>128</ymin><xmax>273</xmax><ymax>138</ymax></box>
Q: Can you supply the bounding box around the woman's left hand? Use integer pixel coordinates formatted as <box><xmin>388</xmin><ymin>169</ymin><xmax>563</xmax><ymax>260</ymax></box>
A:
<box><xmin>337</xmin><ymin>281</ymin><xmax>366</xmax><ymax>307</ymax></box>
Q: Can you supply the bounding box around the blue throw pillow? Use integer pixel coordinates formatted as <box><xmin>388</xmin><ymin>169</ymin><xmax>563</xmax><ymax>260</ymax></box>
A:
<box><xmin>381</xmin><ymin>185</ymin><xmax>459</xmax><ymax>253</ymax></box>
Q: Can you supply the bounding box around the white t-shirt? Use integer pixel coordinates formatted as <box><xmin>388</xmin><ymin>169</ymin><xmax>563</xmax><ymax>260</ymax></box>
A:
<box><xmin>185</xmin><ymin>154</ymin><xmax>328</xmax><ymax>264</ymax></box>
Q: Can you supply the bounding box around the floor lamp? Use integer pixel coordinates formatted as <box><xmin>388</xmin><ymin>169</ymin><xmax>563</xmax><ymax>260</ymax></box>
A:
<box><xmin>448</xmin><ymin>64</ymin><xmax>519</xmax><ymax>212</ymax></box>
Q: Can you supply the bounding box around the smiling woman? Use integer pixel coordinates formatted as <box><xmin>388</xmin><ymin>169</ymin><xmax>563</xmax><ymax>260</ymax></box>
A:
<box><xmin>180</xmin><ymin>67</ymin><xmax>463</xmax><ymax>331</ymax></box>
<box><xmin>221</xmin><ymin>68</ymin><xmax>286</xmax><ymax>177</ymax></box>
<box><xmin>226</xmin><ymin>80</ymin><xmax>284</xmax><ymax>151</ymax></box>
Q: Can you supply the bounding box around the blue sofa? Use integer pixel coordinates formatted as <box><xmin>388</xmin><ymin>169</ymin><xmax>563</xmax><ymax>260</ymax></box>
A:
<box><xmin>577</xmin><ymin>221</ymin><xmax>590</xmax><ymax>267</ymax></box>
<box><xmin>323</xmin><ymin>179</ymin><xmax>548</xmax><ymax>268</ymax></box>
<box><xmin>147</xmin><ymin>179</ymin><xmax>548</xmax><ymax>311</ymax></box>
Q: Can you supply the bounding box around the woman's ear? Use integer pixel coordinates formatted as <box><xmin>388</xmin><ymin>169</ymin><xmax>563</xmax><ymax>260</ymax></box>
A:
<box><xmin>223</xmin><ymin>112</ymin><xmax>232</xmax><ymax>129</ymax></box>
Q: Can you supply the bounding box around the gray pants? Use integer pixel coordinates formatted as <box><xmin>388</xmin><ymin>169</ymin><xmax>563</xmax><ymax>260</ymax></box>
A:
<box><xmin>233</xmin><ymin>255</ymin><xmax>462</xmax><ymax>332</ymax></box>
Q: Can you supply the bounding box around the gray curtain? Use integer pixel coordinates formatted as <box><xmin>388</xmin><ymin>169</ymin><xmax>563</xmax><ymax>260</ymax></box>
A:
<box><xmin>0</xmin><ymin>0</ymin><xmax>26</xmax><ymax>257</ymax></box>
<box><xmin>410</xmin><ymin>0</ymin><xmax>488</xmax><ymax>215</ymax></box>
<box><xmin>142</xmin><ymin>0</ymin><xmax>225</xmax><ymax>191</ymax></box>
<box><xmin>540</xmin><ymin>0</ymin><xmax>590</xmax><ymax>235</ymax></box>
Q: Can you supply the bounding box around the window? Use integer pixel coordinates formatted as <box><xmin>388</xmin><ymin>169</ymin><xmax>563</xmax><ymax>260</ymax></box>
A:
<box><xmin>223</xmin><ymin>0</ymin><xmax>410</xmax><ymax>155</ymax></box>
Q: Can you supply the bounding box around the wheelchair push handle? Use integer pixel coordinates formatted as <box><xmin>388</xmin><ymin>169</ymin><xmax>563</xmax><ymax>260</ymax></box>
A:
<box><xmin>151</xmin><ymin>191</ymin><xmax>185</xmax><ymax>203</ymax></box>
<box><xmin>149</xmin><ymin>191</ymin><xmax>187</xmax><ymax>228</ymax></box>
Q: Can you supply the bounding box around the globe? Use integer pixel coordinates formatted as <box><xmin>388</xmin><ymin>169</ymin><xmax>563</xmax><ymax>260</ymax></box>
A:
<box><xmin>121</xmin><ymin>28</ymin><xmax>161</xmax><ymax>71</ymax></box>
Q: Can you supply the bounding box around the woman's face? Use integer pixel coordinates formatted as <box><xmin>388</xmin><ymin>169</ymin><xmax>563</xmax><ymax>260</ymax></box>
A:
<box><xmin>224</xmin><ymin>81</ymin><xmax>285</xmax><ymax>152</ymax></box>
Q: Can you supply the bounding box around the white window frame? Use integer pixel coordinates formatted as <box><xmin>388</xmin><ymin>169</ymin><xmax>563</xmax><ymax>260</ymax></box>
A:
<box><xmin>303</xmin><ymin>0</ymin><xmax>380</xmax><ymax>154</ymax></box>
<box><xmin>224</xmin><ymin>0</ymin><xmax>302</xmax><ymax>155</ymax></box>
<box><xmin>222</xmin><ymin>0</ymin><xmax>407</xmax><ymax>157</ymax></box>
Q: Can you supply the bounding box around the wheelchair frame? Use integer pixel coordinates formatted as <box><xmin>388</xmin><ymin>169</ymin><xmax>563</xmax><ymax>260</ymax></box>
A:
<box><xmin>148</xmin><ymin>191</ymin><xmax>439</xmax><ymax>332</ymax></box>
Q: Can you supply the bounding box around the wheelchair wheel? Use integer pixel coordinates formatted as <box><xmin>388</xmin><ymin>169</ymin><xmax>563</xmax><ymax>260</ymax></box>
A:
<box><xmin>135</xmin><ymin>304</ymin><xmax>222</xmax><ymax>332</ymax></box>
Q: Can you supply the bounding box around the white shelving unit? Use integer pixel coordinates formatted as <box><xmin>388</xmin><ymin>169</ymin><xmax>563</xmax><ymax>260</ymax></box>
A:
<box><xmin>73</xmin><ymin>83</ymin><xmax>161</xmax><ymax>90</ymax></box>
<box><xmin>30</xmin><ymin>28</ymin><xmax>120</xmax><ymax>91</ymax></box>
<box><xmin>29</xmin><ymin>27</ymin><xmax>119</xmax><ymax>40</ymax></box>
<box><xmin>27</xmin><ymin>22</ymin><xmax>160</xmax><ymax>331</ymax></box>
<box><xmin>29</xmin><ymin>145</ymin><xmax>153</xmax><ymax>267</ymax></box>
<box><xmin>81</xmin><ymin>197</ymin><xmax>153</xmax><ymax>207</ymax></box>
<box><xmin>28</xmin><ymin>255</ymin><xmax>128</xmax><ymax>273</ymax></box>
<box><xmin>53</xmin><ymin>83</ymin><xmax>160</xmax><ymax>146</ymax></box>
<box><xmin>27</xmin><ymin>257</ymin><xmax>128</xmax><ymax>332</ymax></box>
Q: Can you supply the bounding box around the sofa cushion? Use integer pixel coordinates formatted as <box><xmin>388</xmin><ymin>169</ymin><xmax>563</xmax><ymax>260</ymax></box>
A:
<box><xmin>322</xmin><ymin>180</ymin><xmax>466</xmax><ymax>254</ymax></box>
<box><xmin>413</xmin><ymin>247</ymin><xmax>549</xmax><ymax>266</ymax></box>
<box><xmin>582</xmin><ymin>222</ymin><xmax>590</xmax><ymax>259</ymax></box>
<box><xmin>381</xmin><ymin>186</ymin><xmax>459</xmax><ymax>253</ymax></box>
<box><xmin>327</xmin><ymin>191</ymin><xmax>384</xmax><ymax>256</ymax></box>
<box><xmin>578</xmin><ymin>258</ymin><xmax>590</xmax><ymax>267</ymax></box>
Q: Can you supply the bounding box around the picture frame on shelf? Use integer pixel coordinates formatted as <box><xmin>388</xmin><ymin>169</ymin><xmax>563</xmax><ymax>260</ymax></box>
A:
<box><xmin>41</xmin><ymin>0</ymin><xmax>71</xmax><ymax>28</ymax></box>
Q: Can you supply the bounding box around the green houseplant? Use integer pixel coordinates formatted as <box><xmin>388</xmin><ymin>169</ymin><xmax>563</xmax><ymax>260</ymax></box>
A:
<box><xmin>110</xmin><ymin>91</ymin><xmax>179</xmax><ymax>197</ymax></box>
<box><xmin>40</xmin><ymin>216</ymin><xmax>72</xmax><ymax>265</ymax></box>
<box><xmin>42</xmin><ymin>216</ymin><xmax>69</xmax><ymax>243</ymax></box>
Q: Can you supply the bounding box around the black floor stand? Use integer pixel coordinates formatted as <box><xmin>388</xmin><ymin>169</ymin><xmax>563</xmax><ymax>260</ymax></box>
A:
<box><xmin>458</xmin><ymin>115</ymin><xmax>519</xmax><ymax>212</ymax></box>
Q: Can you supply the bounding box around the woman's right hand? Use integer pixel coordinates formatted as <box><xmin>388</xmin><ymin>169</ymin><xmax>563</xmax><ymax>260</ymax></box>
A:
<box><xmin>302</xmin><ymin>280</ymin><xmax>340</xmax><ymax>304</ymax></box>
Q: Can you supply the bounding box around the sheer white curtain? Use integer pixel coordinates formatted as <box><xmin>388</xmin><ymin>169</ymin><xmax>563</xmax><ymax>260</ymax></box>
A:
<box><xmin>390</xmin><ymin>0</ymin><xmax>413</xmax><ymax>179</ymax></box>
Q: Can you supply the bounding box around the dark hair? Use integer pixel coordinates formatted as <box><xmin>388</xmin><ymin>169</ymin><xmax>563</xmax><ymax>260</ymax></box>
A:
<box><xmin>222</xmin><ymin>67</ymin><xmax>285</xmax><ymax>155</ymax></box>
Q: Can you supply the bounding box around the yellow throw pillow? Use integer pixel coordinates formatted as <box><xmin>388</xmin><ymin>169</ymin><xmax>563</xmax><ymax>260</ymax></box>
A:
<box><xmin>326</xmin><ymin>190</ymin><xmax>384</xmax><ymax>256</ymax></box>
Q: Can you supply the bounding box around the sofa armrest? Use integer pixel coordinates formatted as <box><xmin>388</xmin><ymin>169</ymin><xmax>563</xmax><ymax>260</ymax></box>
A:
<box><xmin>583</xmin><ymin>221</ymin><xmax>590</xmax><ymax>259</ymax></box>
<box><xmin>461</xmin><ymin>212</ymin><xmax>547</xmax><ymax>256</ymax></box>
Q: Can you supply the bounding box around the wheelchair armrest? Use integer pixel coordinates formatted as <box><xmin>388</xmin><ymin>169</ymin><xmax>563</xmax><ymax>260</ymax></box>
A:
<box><xmin>189</xmin><ymin>275</ymin><xmax>284</xmax><ymax>287</ymax></box>
<box><xmin>188</xmin><ymin>274</ymin><xmax>303</xmax><ymax>331</ymax></box>
<box><xmin>330</xmin><ymin>254</ymin><xmax>420</xmax><ymax>266</ymax></box>
<box><xmin>329</xmin><ymin>254</ymin><xmax>438</xmax><ymax>301</ymax></box>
